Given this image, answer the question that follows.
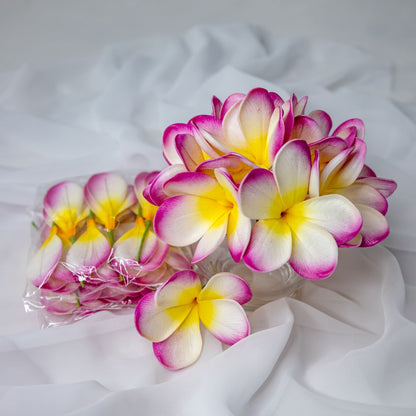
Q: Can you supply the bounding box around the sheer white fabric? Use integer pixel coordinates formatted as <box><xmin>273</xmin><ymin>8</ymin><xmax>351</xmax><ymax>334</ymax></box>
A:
<box><xmin>1</xmin><ymin>24</ymin><xmax>415</xmax><ymax>415</ymax></box>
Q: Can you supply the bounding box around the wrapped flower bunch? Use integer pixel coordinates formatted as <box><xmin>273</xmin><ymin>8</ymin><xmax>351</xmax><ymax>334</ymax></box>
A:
<box><xmin>25</xmin><ymin>88</ymin><xmax>397</xmax><ymax>369</ymax></box>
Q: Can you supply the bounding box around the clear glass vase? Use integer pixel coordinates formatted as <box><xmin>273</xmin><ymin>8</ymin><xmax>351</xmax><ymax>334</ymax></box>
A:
<box><xmin>193</xmin><ymin>245</ymin><xmax>304</xmax><ymax>311</ymax></box>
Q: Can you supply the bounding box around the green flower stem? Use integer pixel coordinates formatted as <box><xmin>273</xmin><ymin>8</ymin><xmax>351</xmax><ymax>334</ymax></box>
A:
<box><xmin>75</xmin><ymin>291</ymin><xmax>81</xmax><ymax>308</ymax></box>
<box><xmin>108</xmin><ymin>229</ymin><xmax>114</xmax><ymax>246</ymax></box>
<box><xmin>137</xmin><ymin>220</ymin><xmax>152</xmax><ymax>263</ymax></box>
<box><xmin>31</xmin><ymin>221</ymin><xmax>39</xmax><ymax>230</ymax></box>
<box><xmin>137</xmin><ymin>203</ymin><xmax>143</xmax><ymax>219</ymax></box>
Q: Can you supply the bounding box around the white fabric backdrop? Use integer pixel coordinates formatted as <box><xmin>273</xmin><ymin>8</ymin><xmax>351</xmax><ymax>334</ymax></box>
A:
<box><xmin>1</xmin><ymin>23</ymin><xmax>415</xmax><ymax>415</ymax></box>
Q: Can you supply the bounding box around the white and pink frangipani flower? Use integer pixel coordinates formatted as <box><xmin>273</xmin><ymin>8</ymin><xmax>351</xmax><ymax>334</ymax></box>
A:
<box><xmin>135</xmin><ymin>269</ymin><xmax>252</xmax><ymax>370</ymax></box>
<box><xmin>43</xmin><ymin>181</ymin><xmax>89</xmax><ymax>241</ymax></box>
<box><xmin>153</xmin><ymin>169</ymin><xmax>251</xmax><ymax>264</ymax></box>
<box><xmin>239</xmin><ymin>139</ymin><xmax>363</xmax><ymax>279</ymax></box>
<box><xmin>110</xmin><ymin>216</ymin><xmax>169</xmax><ymax>282</ymax></box>
<box><xmin>315</xmin><ymin>137</ymin><xmax>397</xmax><ymax>247</ymax></box>
<box><xmin>64</xmin><ymin>218</ymin><xmax>111</xmax><ymax>281</ymax></box>
<box><xmin>84</xmin><ymin>172</ymin><xmax>137</xmax><ymax>240</ymax></box>
<box><xmin>202</xmin><ymin>88</ymin><xmax>286</xmax><ymax>169</ymax></box>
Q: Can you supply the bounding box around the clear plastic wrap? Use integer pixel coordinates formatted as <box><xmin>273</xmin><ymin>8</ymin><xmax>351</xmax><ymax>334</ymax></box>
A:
<box><xmin>23</xmin><ymin>171</ymin><xmax>190</xmax><ymax>327</ymax></box>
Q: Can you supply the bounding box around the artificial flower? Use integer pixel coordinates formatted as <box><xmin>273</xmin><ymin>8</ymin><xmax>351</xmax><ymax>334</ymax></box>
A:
<box><xmin>311</xmin><ymin>133</ymin><xmax>397</xmax><ymax>246</ymax></box>
<box><xmin>43</xmin><ymin>181</ymin><xmax>89</xmax><ymax>241</ymax></box>
<box><xmin>198</xmin><ymin>88</ymin><xmax>286</xmax><ymax>169</ymax></box>
<box><xmin>153</xmin><ymin>168</ymin><xmax>251</xmax><ymax>263</ymax></box>
<box><xmin>110</xmin><ymin>216</ymin><xmax>169</xmax><ymax>282</ymax></box>
<box><xmin>135</xmin><ymin>269</ymin><xmax>252</xmax><ymax>369</ymax></box>
<box><xmin>84</xmin><ymin>172</ymin><xmax>137</xmax><ymax>243</ymax></box>
<box><xmin>65</xmin><ymin>217</ymin><xmax>111</xmax><ymax>281</ymax></box>
<box><xmin>239</xmin><ymin>139</ymin><xmax>362</xmax><ymax>278</ymax></box>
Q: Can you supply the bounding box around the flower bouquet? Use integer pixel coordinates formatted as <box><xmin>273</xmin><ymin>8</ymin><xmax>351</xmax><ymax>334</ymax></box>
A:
<box><xmin>24</xmin><ymin>88</ymin><xmax>397</xmax><ymax>369</ymax></box>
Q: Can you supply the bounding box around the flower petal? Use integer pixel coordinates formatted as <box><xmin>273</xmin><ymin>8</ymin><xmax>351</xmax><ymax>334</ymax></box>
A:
<box><xmin>335</xmin><ymin>183</ymin><xmax>388</xmax><ymax>214</ymax></box>
<box><xmin>356</xmin><ymin>203</ymin><xmax>390</xmax><ymax>247</ymax></box>
<box><xmin>227</xmin><ymin>205</ymin><xmax>251</xmax><ymax>263</ymax></box>
<box><xmin>116</xmin><ymin>185</ymin><xmax>138</xmax><ymax>215</ymax></box>
<box><xmin>134</xmin><ymin>171</ymin><xmax>159</xmax><ymax>220</ymax></box>
<box><xmin>153</xmin><ymin>305</ymin><xmax>202</xmax><ymax>370</ymax></box>
<box><xmin>333</xmin><ymin>118</ymin><xmax>365</xmax><ymax>139</ymax></box>
<box><xmin>135</xmin><ymin>291</ymin><xmax>193</xmax><ymax>342</ymax></box>
<box><xmin>84</xmin><ymin>173</ymin><xmax>131</xmax><ymax>229</ymax></box>
<box><xmin>329</xmin><ymin>138</ymin><xmax>366</xmax><ymax>189</ymax></box>
<box><xmin>164</xmin><ymin>247</ymin><xmax>192</xmax><ymax>271</ymax></box>
<box><xmin>26</xmin><ymin>228</ymin><xmax>63</xmax><ymax>287</ymax></box>
<box><xmin>192</xmin><ymin>213</ymin><xmax>228</xmax><ymax>263</ymax></box>
<box><xmin>340</xmin><ymin>233</ymin><xmax>362</xmax><ymax>248</ymax></box>
<box><xmin>355</xmin><ymin>177</ymin><xmax>397</xmax><ymax>198</ymax></box>
<box><xmin>291</xmin><ymin>115</ymin><xmax>323</xmax><ymax>143</ymax></box>
<box><xmin>43</xmin><ymin>181</ymin><xmax>88</xmax><ymax>239</ymax></box>
<box><xmin>40</xmin><ymin>275</ymin><xmax>78</xmax><ymax>293</ymax></box>
<box><xmin>198</xmin><ymin>272</ymin><xmax>252</xmax><ymax>304</ymax></box>
<box><xmin>162</xmin><ymin>123</ymin><xmax>195</xmax><ymax>165</ymax></box>
<box><xmin>65</xmin><ymin>219</ymin><xmax>111</xmax><ymax>276</ymax></box>
<box><xmin>243</xmin><ymin>218</ymin><xmax>292</xmax><ymax>273</ymax></box>
<box><xmin>238</xmin><ymin>88</ymin><xmax>274</xmax><ymax>161</ymax></box>
<box><xmin>309</xmin><ymin>151</ymin><xmax>320</xmax><ymax>198</ymax></box>
<box><xmin>308</xmin><ymin>110</ymin><xmax>332</xmax><ymax>137</ymax></box>
<box><xmin>211</xmin><ymin>95</ymin><xmax>222</xmax><ymax>117</ymax></box>
<box><xmin>191</xmin><ymin>115</ymin><xmax>225</xmax><ymax>158</ymax></box>
<box><xmin>145</xmin><ymin>164</ymin><xmax>187</xmax><ymax>206</ymax></box>
<box><xmin>285</xmin><ymin>216</ymin><xmax>338</xmax><ymax>280</ymax></box>
<box><xmin>359</xmin><ymin>165</ymin><xmax>377</xmax><ymax>178</ymax></box>
<box><xmin>156</xmin><ymin>270</ymin><xmax>201</xmax><ymax>308</ymax></box>
<box><xmin>110</xmin><ymin>227</ymin><xmax>162</xmax><ymax>277</ymax></box>
<box><xmin>154</xmin><ymin>195</ymin><xmax>228</xmax><ymax>247</ymax></box>
<box><xmin>239</xmin><ymin>168</ymin><xmax>282</xmax><ymax>219</ymax></box>
<box><xmin>273</xmin><ymin>139</ymin><xmax>311</xmax><ymax>210</ymax></box>
<box><xmin>266</xmin><ymin>107</ymin><xmax>285</xmax><ymax>166</ymax></box>
<box><xmin>196</xmin><ymin>153</ymin><xmax>255</xmax><ymax>185</ymax></box>
<box><xmin>319</xmin><ymin>147</ymin><xmax>354</xmax><ymax>192</ymax></box>
<box><xmin>222</xmin><ymin>101</ymin><xmax>251</xmax><ymax>155</ymax></box>
<box><xmin>164</xmin><ymin>171</ymin><xmax>225</xmax><ymax>200</ymax></box>
<box><xmin>198</xmin><ymin>298</ymin><xmax>250</xmax><ymax>345</ymax></box>
<box><xmin>286</xmin><ymin>194</ymin><xmax>362</xmax><ymax>245</ymax></box>
<box><xmin>293</xmin><ymin>94</ymin><xmax>308</xmax><ymax>116</ymax></box>
<box><xmin>309</xmin><ymin>137</ymin><xmax>348</xmax><ymax>165</ymax></box>
<box><xmin>174</xmin><ymin>132</ymin><xmax>206</xmax><ymax>171</ymax></box>
<box><xmin>113</xmin><ymin>218</ymin><xmax>159</xmax><ymax>264</ymax></box>
<box><xmin>282</xmin><ymin>98</ymin><xmax>294</xmax><ymax>142</ymax></box>
<box><xmin>219</xmin><ymin>93</ymin><xmax>245</xmax><ymax>119</ymax></box>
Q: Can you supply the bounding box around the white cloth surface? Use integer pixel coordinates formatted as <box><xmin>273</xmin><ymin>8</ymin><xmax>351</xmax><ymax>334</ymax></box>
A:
<box><xmin>1</xmin><ymin>23</ymin><xmax>415</xmax><ymax>415</ymax></box>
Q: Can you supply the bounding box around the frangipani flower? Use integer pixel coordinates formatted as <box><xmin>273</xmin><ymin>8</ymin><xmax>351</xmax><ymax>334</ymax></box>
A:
<box><xmin>110</xmin><ymin>216</ymin><xmax>169</xmax><ymax>282</ymax></box>
<box><xmin>84</xmin><ymin>172</ymin><xmax>137</xmax><ymax>242</ymax></box>
<box><xmin>313</xmin><ymin>137</ymin><xmax>397</xmax><ymax>246</ymax></box>
<box><xmin>200</xmin><ymin>88</ymin><xmax>286</xmax><ymax>169</ymax></box>
<box><xmin>64</xmin><ymin>218</ymin><xmax>111</xmax><ymax>281</ymax></box>
<box><xmin>43</xmin><ymin>181</ymin><xmax>89</xmax><ymax>241</ymax></box>
<box><xmin>135</xmin><ymin>270</ymin><xmax>252</xmax><ymax>369</ymax></box>
<box><xmin>239</xmin><ymin>139</ymin><xmax>363</xmax><ymax>279</ymax></box>
<box><xmin>153</xmin><ymin>169</ymin><xmax>251</xmax><ymax>263</ymax></box>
